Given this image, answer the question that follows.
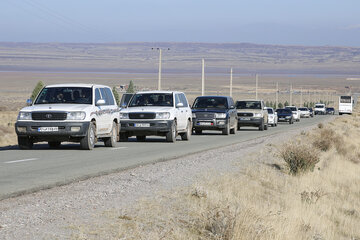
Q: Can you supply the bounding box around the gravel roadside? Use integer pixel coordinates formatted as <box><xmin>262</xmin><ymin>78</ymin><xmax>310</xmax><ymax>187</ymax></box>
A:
<box><xmin>0</xmin><ymin>122</ymin><xmax>327</xmax><ymax>239</ymax></box>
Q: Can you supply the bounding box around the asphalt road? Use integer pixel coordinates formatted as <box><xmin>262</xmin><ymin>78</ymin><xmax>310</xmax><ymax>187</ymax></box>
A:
<box><xmin>0</xmin><ymin>116</ymin><xmax>330</xmax><ymax>200</ymax></box>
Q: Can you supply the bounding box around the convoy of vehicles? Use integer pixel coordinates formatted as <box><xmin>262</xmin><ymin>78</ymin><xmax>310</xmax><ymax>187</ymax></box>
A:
<box><xmin>236</xmin><ymin>100</ymin><xmax>268</xmax><ymax>131</ymax></box>
<box><xmin>338</xmin><ymin>96</ymin><xmax>353</xmax><ymax>115</ymax></box>
<box><xmin>15</xmin><ymin>83</ymin><xmax>347</xmax><ymax>150</ymax></box>
<box><xmin>191</xmin><ymin>96</ymin><xmax>237</xmax><ymax>135</ymax></box>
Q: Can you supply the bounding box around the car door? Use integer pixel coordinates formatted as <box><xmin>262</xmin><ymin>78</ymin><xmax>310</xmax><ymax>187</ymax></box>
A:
<box><xmin>180</xmin><ymin>93</ymin><xmax>191</xmax><ymax>127</ymax></box>
<box><xmin>174</xmin><ymin>93</ymin><xmax>186</xmax><ymax>130</ymax></box>
<box><xmin>94</xmin><ymin>88</ymin><xmax>107</xmax><ymax>135</ymax></box>
<box><xmin>228</xmin><ymin>97</ymin><xmax>237</xmax><ymax>128</ymax></box>
<box><xmin>100</xmin><ymin>87</ymin><xmax>114</xmax><ymax>133</ymax></box>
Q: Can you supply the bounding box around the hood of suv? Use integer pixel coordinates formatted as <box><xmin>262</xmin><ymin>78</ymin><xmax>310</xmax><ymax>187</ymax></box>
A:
<box><xmin>122</xmin><ymin>106</ymin><xmax>174</xmax><ymax>113</ymax></box>
<box><xmin>21</xmin><ymin>104</ymin><xmax>92</xmax><ymax>112</ymax></box>
<box><xmin>236</xmin><ymin>109</ymin><xmax>262</xmax><ymax>114</ymax></box>
<box><xmin>192</xmin><ymin>108</ymin><xmax>227</xmax><ymax>113</ymax></box>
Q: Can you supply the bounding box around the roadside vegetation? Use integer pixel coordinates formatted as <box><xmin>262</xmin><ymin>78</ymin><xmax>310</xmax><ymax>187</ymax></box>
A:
<box><xmin>73</xmin><ymin>110</ymin><xmax>360</xmax><ymax>239</ymax></box>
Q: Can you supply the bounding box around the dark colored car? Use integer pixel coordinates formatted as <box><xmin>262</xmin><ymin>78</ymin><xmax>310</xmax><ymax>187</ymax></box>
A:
<box><xmin>326</xmin><ymin>107</ymin><xmax>335</xmax><ymax>115</ymax></box>
<box><xmin>275</xmin><ymin>108</ymin><xmax>294</xmax><ymax>124</ymax></box>
<box><xmin>192</xmin><ymin>96</ymin><xmax>237</xmax><ymax>135</ymax></box>
<box><xmin>308</xmin><ymin>108</ymin><xmax>314</xmax><ymax>117</ymax></box>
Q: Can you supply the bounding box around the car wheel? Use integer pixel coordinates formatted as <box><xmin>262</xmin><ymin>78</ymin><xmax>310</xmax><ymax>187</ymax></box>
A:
<box><xmin>230</xmin><ymin>122</ymin><xmax>237</xmax><ymax>134</ymax></box>
<box><xmin>18</xmin><ymin>136</ymin><xmax>33</xmax><ymax>150</ymax></box>
<box><xmin>80</xmin><ymin>122</ymin><xmax>96</xmax><ymax>150</ymax></box>
<box><xmin>181</xmin><ymin>120</ymin><xmax>191</xmax><ymax>141</ymax></box>
<box><xmin>48</xmin><ymin>141</ymin><xmax>61</xmax><ymax>149</ymax></box>
<box><xmin>195</xmin><ymin>129</ymin><xmax>202</xmax><ymax>135</ymax></box>
<box><xmin>222</xmin><ymin>123</ymin><xmax>230</xmax><ymax>135</ymax></box>
<box><xmin>119</xmin><ymin>133</ymin><xmax>129</xmax><ymax>142</ymax></box>
<box><xmin>104</xmin><ymin>122</ymin><xmax>117</xmax><ymax>147</ymax></box>
<box><xmin>259</xmin><ymin>121</ymin><xmax>264</xmax><ymax>131</ymax></box>
<box><xmin>136</xmin><ymin>136</ymin><xmax>146</xmax><ymax>142</ymax></box>
<box><xmin>166</xmin><ymin>121</ymin><xmax>177</xmax><ymax>143</ymax></box>
<box><xmin>264</xmin><ymin>124</ymin><xmax>268</xmax><ymax>130</ymax></box>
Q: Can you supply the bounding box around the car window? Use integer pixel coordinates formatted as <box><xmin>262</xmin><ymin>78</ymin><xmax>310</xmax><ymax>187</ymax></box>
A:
<box><xmin>34</xmin><ymin>87</ymin><xmax>93</xmax><ymax>105</ymax></box>
<box><xmin>179</xmin><ymin>93</ymin><xmax>189</xmax><ymax>107</ymax></box>
<box><xmin>99</xmin><ymin>88</ymin><xmax>109</xmax><ymax>105</ymax></box>
<box><xmin>267</xmin><ymin>108</ymin><xmax>273</xmax><ymax>114</ymax></box>
<box><xmin>175</xmin><ymin>94</ymin><xmax>181</xmax><ymax>106</ymax></box>
<box><xmin>128</xmin><ymin>93</ymin><xmax>173</xmax><ymax>107</ymax></box>
<box><xmin>236</xmin><ymin>101</ymin><xmax>261</xmax><ymax>109</ymax></box>
<box><xmin>104</xmin><ymin>87</ymin><xmax>115</xmax><ymax>105</ymax></box>
<box><xmin>95</xmin><ymin>88</ymin><xmax>101</xmax><ymax>104</ymax></box>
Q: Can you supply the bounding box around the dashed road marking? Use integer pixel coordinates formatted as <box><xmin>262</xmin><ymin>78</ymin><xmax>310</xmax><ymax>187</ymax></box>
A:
<box><xmin>110</xmin><ymin>147</ymin><xmax>128</xmax><ymax>150</ymax></box>
<box><xmin>4</xmin><ymin>158</ymin><xmax>39</xmax><ymax>164</ymax></box>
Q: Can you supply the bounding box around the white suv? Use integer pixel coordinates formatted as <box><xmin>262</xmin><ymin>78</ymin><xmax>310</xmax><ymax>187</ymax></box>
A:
<box><xmin>15</xmin><ymin>84</ymin><xmax>120</xmax><ymax>150</ymax></box>
<box><xmin>119</xmin><ymin>91</ymin><xmax>192</xmax><ymax>142</ymax></box>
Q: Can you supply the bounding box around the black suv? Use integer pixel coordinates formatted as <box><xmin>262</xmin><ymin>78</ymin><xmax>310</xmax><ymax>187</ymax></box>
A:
<box><xmin>276</xmin><ymin>108</ymin><xmax>294</xmax><ymax>124</ymax></box>
<box><xmin>326</xmin><ymin>107</ymin><xmax>335</xmax><ymax>115</ymax></box>
<box><xmin>192</xmin><ymin>96</ymin><xmax>238</xmax><ymax>135</ymax></box>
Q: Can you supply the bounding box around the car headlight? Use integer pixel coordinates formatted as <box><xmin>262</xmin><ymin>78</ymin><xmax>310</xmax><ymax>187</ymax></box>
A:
<box><xmin>253</xmin><ymin>113</ymin><xmax>262</xmax><ymax>117</ymax></box>
<box><xmin>214</xmin><ymin>113</ymin><xmax>227</xmax><ymax>119</ymax></box>
<box><xmin>156</xmin><ymin>112</ymin><xmax>170</xmax><ymax>119</ymax></box>
<box><xmin>119</xmin><ymin>112</ymin><xmax>129</xmax><ymax>119</ymax></box>
<box><xmin>192</xmin><ymin>113</ymin><xmax>196</xmax><ymax>118</ymax></box>
<box><xmin>67</xmin><ymin>111</ymin><xmax>86</xmax><ymax>120</ymax></box>
<box><xmin>285</xmin><ymin>116</ymin><xmax>291</xmax><ymax>118</ymax></box>
<box><xmin>18</xmin><ymin>112</ymin><xmax>32</xmax><ymax>120</ymax></box>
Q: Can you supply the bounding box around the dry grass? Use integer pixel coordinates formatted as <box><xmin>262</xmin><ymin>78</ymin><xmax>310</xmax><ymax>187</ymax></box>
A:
<box><xmin>71</xmin><ymin>109</ymin><xmax>360</xmax><ymax>240</ymax></box>
<box><xmin>0</xmin><ymin>111</ymin><xmax>18</xmax><ymax>147</ymax></box>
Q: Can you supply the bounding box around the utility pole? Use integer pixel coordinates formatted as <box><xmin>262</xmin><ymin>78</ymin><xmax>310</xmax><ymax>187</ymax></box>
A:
<box><xmin>300</xmin><ymin>88</ymin><xmax>303</xmax><ymax>107</ymax></box>
<box><xmin>158</xmin><ymin>48</ymin><xmax>162</xmax><ymax>91</ymax></box>
<box><xmin>289</xmin><ymin>84</ymin><xmax>293</xmax><ymax>106</ymax></box>
<box><xmin>276</xmin><ymin>82</ymin><xmax>279</xmax><ymax>109</ymax></box>
<box><xmin>201</xmin><ymin>58</ymin><xmax>205</xmax><ymax>96</ymax></box>
<box><xmin>255</xmin><ymin>74</ymin><xmax>258</xmax><ymax>100</ymax></box>
<box><xmin>230</xmin><ymin>68</ymin><xmax>233</xmax><ymax>97</ymax></box>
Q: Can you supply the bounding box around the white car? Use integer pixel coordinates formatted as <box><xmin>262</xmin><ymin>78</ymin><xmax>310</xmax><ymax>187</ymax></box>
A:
<box><xmin>15</xmin><ymin>84</ymin><xmax>120</xmax><ymax>150</ymax></box>
<box><xmin>298</xmin><ymin>107</ymin><xmax>311</xmax><ymax>118</ymax></box>
<box><xmin>285</xmin><ymin>106</ymin><xmax>300</xmax><ymax>122</ymax></box>
<box><xmin>119</xmin><ymin>91</ymin><xmax>192</xmax><ymax>142</ymax></box>
<box><xmin>265</xmin><ymin>107</ymin><xmax>278</xmax><ymax>127</ymax></box>
<box><xmin>314</xmin><ymin>103</ymin><xmax>326</xmax><ymax>115</ymax></box>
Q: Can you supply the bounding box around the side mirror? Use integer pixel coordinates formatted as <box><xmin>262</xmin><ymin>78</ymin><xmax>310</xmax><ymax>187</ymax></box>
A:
<box><xmin>176</xmin><ymin>102</ymin><xmax>184</xmax><ymax>108</ymax></box>
<box><xmin>26</xmin><ymin>99</ymin><xmax>32</xmax><ymax>106</ymax></box>
<box><xmin>96</xmin><ymin>99</ymin><xmax>106</xmax><ymax>106</ymax></box>
<box><xmin>121</xmin><ymin>103</ymin><xmax>127</xmax><ymax>108</ymax></box>
<box><xmin>230</xmin><ymin>105</ymin><xmax>235</xmax><ymax>109</ymax></box>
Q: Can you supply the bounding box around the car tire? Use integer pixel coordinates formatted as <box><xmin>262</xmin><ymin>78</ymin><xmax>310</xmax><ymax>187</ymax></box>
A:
<box><xmin>18</xmin><ymin>137</ymin><xmax>33</xmax><ymax>150</ymax></box>
<box><xmin>80</xmin><ymin>122</ymin><xmax>96</xmax><ymax>150</ymax></box>
<box><xmin>136</xmin><ymin>136</ymin><xmax>146</xmax><ymax>142</ymax></box>
<box><xmin>181</xmin><ymin>120</ymin><xmax>191</xmax><ymax>141</ymax></box>
<box><xmin>104</xmin><ymin>122</ymin><xmax>117</xmax><ymax>147</ymax></box>
<box><xmin>222</xmin><ymin>123</ymin><xmax>230</xmax><ymax>135</ymax></box>
<box><xmin>166</xmin><ymin>121</ymin><xmax>177</xmax><ymax>143</ymax></box>
<box><xmin>230</xmin><ymin>122</ymin><xmax>237</xmax><ymax>134</ymax></box>
<box><xmin>264</xmin><ymin>124</ymin><xmax>268</xmax><ymax>130</ymax></box>
<box><xmin>119</xmin><ymin>133</ymin><xmax>129</xmax><ymax>142</ymax></box>
<box><xmin>259</xmin><ymin>121</ymin><xmax>264</xmax><ymax>131</ymax></box>
<box><xmin>195</xmin><ymin>129</ymin><xmax>202</xmax><ymax>135</ymax></box>
<box><xmin>48</xmin><ymin>141</ymin><xmax>61</xmax><ymax>149</ymax></box>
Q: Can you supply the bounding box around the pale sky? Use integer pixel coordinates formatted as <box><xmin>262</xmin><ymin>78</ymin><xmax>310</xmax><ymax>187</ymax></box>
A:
<box><xmin>1</xmin><ymin>0</ymin><xmax>360</xmax><ymax>46</ymax></box>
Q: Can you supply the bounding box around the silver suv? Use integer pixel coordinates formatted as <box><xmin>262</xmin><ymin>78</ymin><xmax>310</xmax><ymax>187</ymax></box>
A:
<box><xmin>236</xmin><ymin>100</ymin><xmax>268</xmax><ymax>131</ymax></box>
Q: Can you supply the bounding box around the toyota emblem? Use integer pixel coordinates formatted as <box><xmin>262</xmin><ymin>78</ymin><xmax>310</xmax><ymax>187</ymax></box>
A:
<box><xmin>140</xmin><ymin>114</ymin><xmax>144</xmax><ymax>118</ymax></box>
<box><xmin>45</xmin><ymin>114</ymin><xmax>52</xmax><ymax>119</ymax></box>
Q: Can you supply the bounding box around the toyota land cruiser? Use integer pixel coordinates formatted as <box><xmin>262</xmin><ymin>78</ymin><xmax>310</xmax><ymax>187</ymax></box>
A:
<box><xmin>236</xmin><ymin>100</ymin><xmax>268</xmax><ymax>131</ymax></box>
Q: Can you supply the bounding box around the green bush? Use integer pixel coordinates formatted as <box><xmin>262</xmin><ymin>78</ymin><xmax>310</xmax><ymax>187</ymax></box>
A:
<box><xmin>30</xmin><ymin>81</ymin><xmax>44</xmax><ymax>101</ymax></box>
<box><xmin>280</xmin><ymin>143</ymin><xmax>320</xmax><ymax>175</ymax></box>
<box><xmin>112</xmin><ymin>87</ymin><xmax>120</xmax><ymax>106</ymax></box>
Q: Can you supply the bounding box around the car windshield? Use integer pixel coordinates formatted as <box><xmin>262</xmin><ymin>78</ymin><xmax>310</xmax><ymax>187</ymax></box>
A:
<box><xmin>276</xmin><ymin>109</ymin><xmax>291</xmax><ymax>114</ymax></box>
<box><xmin>299</xmin><ymin>108</ymin><xmax>308</xmax><ymax>111</ymax></box>
<box><xmin>192</xmin><ymin>97</ymin><xmax>228</xmax><ymax>109</ymax></box>
<box><xmin>128</xmin><ymin>93</ymin><xmax>173</xmax><ymax>107</ymax></box>
<box><xmin>266</xmin><ymin>108</ymin><xmax>273</xmax><ymax>114</ymax></box>
<box><xmin>236</xmin><ymin>101</ymin><xmax>261</xmax><ymax>109</ymax></box>
<box><xmin>327</xmin><ymin>108</ymin><xmax>334</xmax><ymax>110</ymax></box>
<box><xmin>286</xmin><ymin>107</ymin><xmax>297</xmax><ymax>111</ymax></box>
<box><xmin>315</xmin><ymin>105</ymin><xmax>324</xmax><ymax>108</ymax></box>
<box><xmin>35</xmin><ymin>87</ymin><xmax>92</xmax><ymax>104</ymax></box>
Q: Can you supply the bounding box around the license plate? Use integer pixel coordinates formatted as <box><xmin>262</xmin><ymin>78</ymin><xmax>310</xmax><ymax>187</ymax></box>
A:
<box><xmin>279</xmin><ymin>118</ymin><xmax>285</xmax><ymax>120</ymax></box>
<box><xmin>38</xmin><ymin>127</ymin><xmax>58</xmax><ymax>132</ymax></box>
<box><xmin>240</xmin><ymin>117</ymin><xmax>250</xmax><ymax>121</ymax></box>
<box><xmin>198</xmin><ymin>122</ymin><xmax>212</xmax><ymax>126</ymax></box>
<box><xmin>134</xmin><ymin>123</ymin><xmax>150</xmax><ymax>127</ymax></box>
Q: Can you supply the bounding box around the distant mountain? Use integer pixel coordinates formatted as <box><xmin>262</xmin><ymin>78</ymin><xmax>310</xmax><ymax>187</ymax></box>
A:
<box><xmin>0</xmin><ymin>42</ymin><xmax>359</xmax><ymax>74</ymax></box>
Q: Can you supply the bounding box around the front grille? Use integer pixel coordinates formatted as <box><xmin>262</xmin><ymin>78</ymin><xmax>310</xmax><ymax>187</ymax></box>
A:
<box><xmin>32</xmin><ymin>112</ymin><xmax>67</xmax><ymax>121</ymax></box>
<box><xmin>195</xmin><ymin>112</ymin><xmax>215</xmax><ymax>119</ymax></box>
<box><xmin>238</xmin><ymin>112</ymin><xmax>254</xmax><ymax>117</ymax></box>
<box><xmin>129</xmin><ymin>112</ymin><xmax>156</xmax><ymax>119</ymax></box>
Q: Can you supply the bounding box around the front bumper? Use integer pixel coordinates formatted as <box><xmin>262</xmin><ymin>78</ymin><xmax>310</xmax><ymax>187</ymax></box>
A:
<box><xmin>277</xmin><ymin>116</ymin><xmax>292</xmax><ymax>122</ymax></box>
<box><xmin>15</xmin><ymin>121</ymin><xmax>90</xmax><ymax>141</ymax></box>
<box><xmin>238</xmin><ymin>117</ymin><xmax>262</xmax><ymax>127</ymax></box>
<box><xmin>192</xmin><ymin>118</ymin><xmax>228</xmax><ymax>130</ymax></box>
<box><xmin>120</xmin><ymin>120</ymin><xmax>173</xmax><ymax>136</ymax></box>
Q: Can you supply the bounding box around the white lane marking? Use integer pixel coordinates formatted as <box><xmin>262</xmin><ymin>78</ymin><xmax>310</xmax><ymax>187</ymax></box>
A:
<box><xmin>4</xmin><ymin>158</ymin><xmax>39</xmax><ymax>164</ymax></box>
<box><xmin>110</xmin><ymin>147</ymin><xmax>128</xmax><ymax>150</ymax></box>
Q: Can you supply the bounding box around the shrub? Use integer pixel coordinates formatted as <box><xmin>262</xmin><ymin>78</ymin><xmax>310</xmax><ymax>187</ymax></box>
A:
<box><xmin>30</xmin><ymin>81</ymin><xmax>44</xmax><ymax>101</ymax></box>
<box><xmin>112</xmin><ymin>86</ymin><xmax>120</xmax><ymax>106</ymax></box>
<box><xmin>279</xmin><ymin>143</ymin><xmax>320</xmax><ymax>175</ymax></box>
<box><xmin>313</xmin><ymin>128</ymin><xmax>341</xmax><ymax>152</ymax></box>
